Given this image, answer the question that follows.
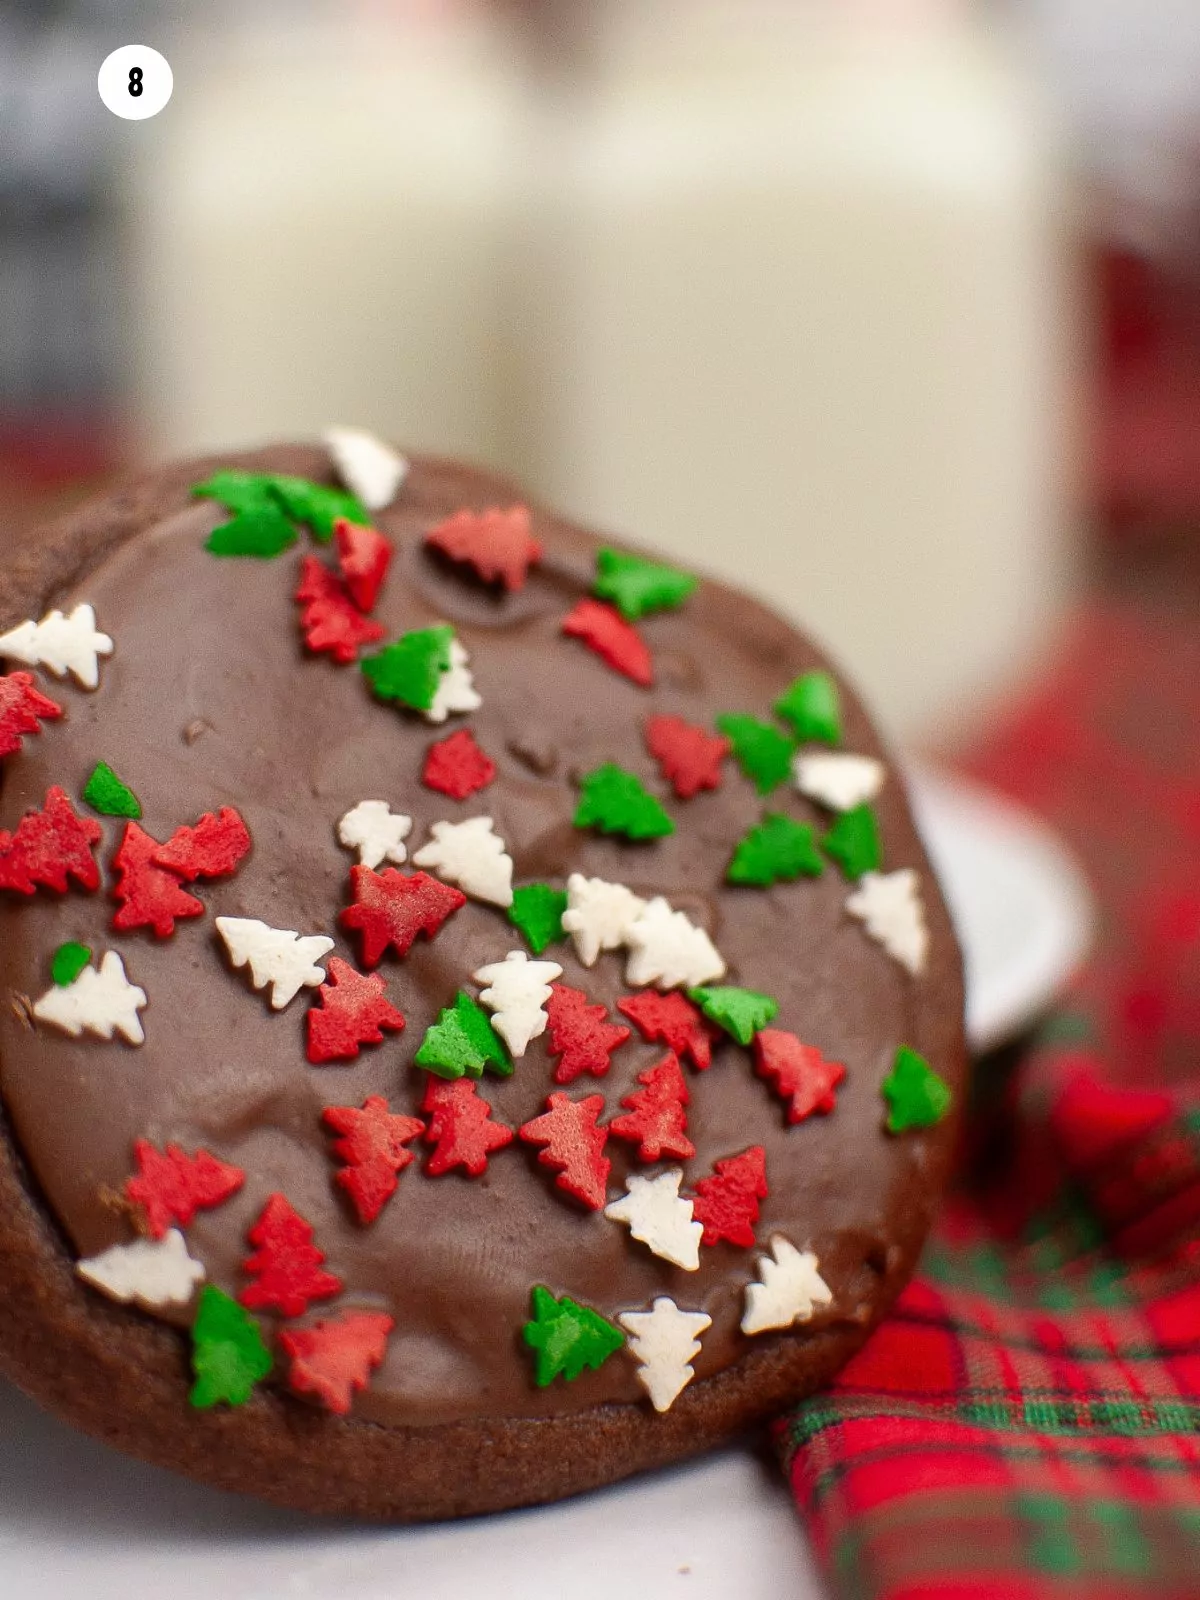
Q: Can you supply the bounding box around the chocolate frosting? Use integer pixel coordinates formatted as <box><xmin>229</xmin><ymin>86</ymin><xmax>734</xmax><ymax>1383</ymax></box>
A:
<box><xmin>0</xmin><ymin>446</ymin><xmax>965</xmax><ymax>1430</ymax></box>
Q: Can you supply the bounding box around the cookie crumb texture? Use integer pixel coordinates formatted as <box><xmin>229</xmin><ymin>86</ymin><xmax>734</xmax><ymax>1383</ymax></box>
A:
<box><xmin>0</xmin><ymin>443</ymin><xmax>964</xmax><ymax>1519</ymax></box>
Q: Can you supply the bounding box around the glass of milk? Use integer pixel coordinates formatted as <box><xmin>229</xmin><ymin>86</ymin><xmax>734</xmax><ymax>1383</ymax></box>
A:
<box><xmin>125</xmin><ymin>1</ymin><xmax>530</xmax><ymax>470</ymax></box>
<box><xmin>514</xmin><ymin>0</ymin><xmax>1081</xmax><ymax>741</ymax></box>
<box><xmin>126</xmin><ymin>0</ymin><xmax>1079</xmax><ymax>743</ymax></box>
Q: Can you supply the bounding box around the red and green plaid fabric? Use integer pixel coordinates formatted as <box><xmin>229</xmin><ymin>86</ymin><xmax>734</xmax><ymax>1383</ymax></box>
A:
<box><xmin>777</xmin><ymin>599</ymin><xmax>1200</xmax><ymax>1599</ymax></box>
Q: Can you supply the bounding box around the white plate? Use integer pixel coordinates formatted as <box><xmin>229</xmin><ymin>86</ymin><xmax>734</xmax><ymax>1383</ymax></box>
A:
<box><xmin>907</xmin><ymin>763</ymin><xmax>1094</xmax><ymax>1054</ymax></box>
<box><xmin>0</xmin><ymin>767</ymin><xmax>1090</xmax><ymax>1600</ymax></box>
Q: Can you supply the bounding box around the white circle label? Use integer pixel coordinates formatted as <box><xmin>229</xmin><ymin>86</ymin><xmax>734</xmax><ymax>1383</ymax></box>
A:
<box><xmin>97</xmin><ymin>46</ymin><xmax>173</xmax><ymax>121</ymax></box>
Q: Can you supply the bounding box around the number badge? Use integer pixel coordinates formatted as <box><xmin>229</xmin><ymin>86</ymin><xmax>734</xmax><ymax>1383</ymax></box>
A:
<box><xmin>98</xmin><ymin>46</ymin><xmax>173</xmax><ymax>121</ymax></box>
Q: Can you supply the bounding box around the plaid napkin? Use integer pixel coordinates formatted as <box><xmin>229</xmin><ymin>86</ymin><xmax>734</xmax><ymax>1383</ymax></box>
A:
<box><xmin>777</xmin><ymin>599</ymin><xmax>1200</xmax><ymax>1599</ymax></box>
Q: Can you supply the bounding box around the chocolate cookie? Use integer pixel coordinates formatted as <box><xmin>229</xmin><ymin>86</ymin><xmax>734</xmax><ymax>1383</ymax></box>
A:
<box><xmin>0</xmin><ymin>440</ymin><xmax>965</xmax><ymax>1519</ymax></box>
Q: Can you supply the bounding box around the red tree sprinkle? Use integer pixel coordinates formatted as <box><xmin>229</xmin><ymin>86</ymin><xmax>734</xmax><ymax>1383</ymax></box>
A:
<box><xmin>422</xmin><ymin>727</ymin><xmax>497</xmax><ymax>801</ymax></box>
<box><xmin>239</xmin><ymin>1193</ymin><xmax>343</xmax><ymax>1319</ymax></box>
<box><xmin>425</xmin><ymin>505</ymin><xmax>543</xmax><ymax>592</ymax></box>
<box><xmin>307</xmin><ymin>958</ymin><xmax>406</xmax><ymax>1064</ymax></box>
<box><xmin>153</xmin><ymin>807</ymin><xmax>252</xmax><ymax>880</ymax></box>
<box><xmin>295</xmin><ymin>555</ymin><xmax>386</xmax><ymax>664</ymax></box>
<box><xmin>334</xmin><ymin>518</ymin><xmax>392</xmax><ymax>612</ymax></box>
<box><xmin>609</xmin><ymin>1051</ymin><xmax>695</xmax><ymax>1163</ymax></box>
<box><xmin>279</xmin><ymin>1311</ymin><xmax>394</xmax><ymax>1415</ymax></box>
<box><xmin>617</xmin><ymin>991</ymin><xmax>718</xmax><ymax>1072</ymax></box>
<box><xmin>422</xmin><ymin>1078</ymin><xmax>515</xmax><ymax>1177</ymax></box>
<box><xmin>645</xmin><ymin>714</ymin><xmax>730</xmax><ymax>799</ymax></box>
<box><xmin>545</xmin><ymin>983</ymin><xmax>630</xmax><ymax>1086</ymax></box>
<box><xmin>519</xmin><ymin>1092</ymin><xmax>610</xmax><ymax>1211</ymax></box>
<box><xmin>111</xmin><ymin>821</ymin><xmax>204</xmax><ymax>938</ymax></box>
<box><xmin>0</xmin><ymin>785</ymin><xmax>102</xmax><ymax>897</ymax></box>
<box><xmin>340</xmin><ymin>866</ymin><xmax>466</xmax><ymax>968</ymax></box>
<box><xmin>690</xmin><ymin>1145</ymin><xmax>768</xmax><ymax>1248</ymax></box>
<box><xmin>323</xmin><ymin>1095</ymin><xmax>424</xmax><ymax>1224</ymax></box>
<box><xmin>561</xmin><ymin>598</ymin><xmax>653</xmax><ymax>688</ymax></box>
<box><xmin>753</xmin><ymin>1029</ymin><xmax>846</xmax><ymax>1124</ymax></box>
<box><xmin>0</xmin><ymin>672</ymin><xmax>62</xmax><ymax>759</ymax></box>
<box><xmin>123</xmin><ymin>1139</ymin><xmax>245</xmax><ymax>1239</ymax></box>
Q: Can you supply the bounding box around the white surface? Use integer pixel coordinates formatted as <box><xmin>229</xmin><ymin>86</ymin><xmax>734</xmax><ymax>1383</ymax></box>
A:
<box><xmin>0</xmin><ymin>1380</ymin><xmax>821</xmax><ymax>1600</ymax></box>
<box><xmin>909</xmin><ymin>763</ymin><xmax>1094</xmax><ymax>1052</ymax></box>
<box><xmin>0</xmin><ymin>767</ymin><xmax>1090</xmax><ymax>1598</ymax></box>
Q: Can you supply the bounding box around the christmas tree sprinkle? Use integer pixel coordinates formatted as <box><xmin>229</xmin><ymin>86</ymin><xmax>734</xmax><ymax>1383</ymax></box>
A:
<box><xmin>194</xmin><ymin>469</ymin><xmax>369</xmax><ymax>552</ymax></box>
<box><xmin>0</xmin><ymin>672</ymin><xmax>62</xmax><ymax>758</ymax></box>
<box><xmin>715</xmin><ymin>715</ymin><xmax>796</xmax><ymax>795</ymax></box>
<box><xmin>189</xmin><ymin>1286</ymin><xmax>272</xmax><ymax>1409</ymax></box>
<box><xmin>508</xmin><ymin>883</ymin><xmax>568</xmax><ymax>954</ymax></box>
<box><xmin>204</xmin><ymin>509</ymin><xmax>298</xmax><ymax>559</ymax></box>
<box><xmin>545</xmin><ymin>984</ymin><xmax>630</xmax><ymax>1084</ymax></box>
<box><xmin>523</xmin><ymin>1285</ymin><xmax>624</xmax><ymax>1386</ymax></box>
<box><xmin>574</xmin><ymin>764</ymin><xmax>674</xmax><ymax>840</ymax></box>
<box><xmin>593</xmin><ymin>547</ymin><xmax>698</xmax><ymax>620</ymax></box>
<box><xmin>361</xmin><ymin>625</ymin><xmax>454</xmax><ymax>714</ymax></box>
<box><xmin>83</xmin><ymin>761</ymin><xmax>142</xmax><ymax>820</ymax></box>
<box><xmin>426</xmin><ymin>506</ymin><xmax>543</xmax><ymax>592</ymax></box>
<box><xmin>688</xmin><ymin>985</ymin><xmax>779</xmax><ymax>1046</ymax></box>
<box><xmin>239</xmin><ymin>1194</ymin><xmax>342</xmax><ymax>1318</ymax></box>
<box><xmin>562</xmin><ymin>600</ymin><xmax>654</xmax><ymax>687</ymax></box>
<box><xmin>645</xmin><ymin>713</ymin><xmax>729</xmax><ymax>799</ymax></box>
<box><xmin>280</xmin><ymin>1312</ymin><xmax>394</xmax><ymax>1415</ymax></box>
<box><xmin>727</xmin><ymin>814</ymin><xmax>823</xmax><ymax>886</ymax></box>
<box><xmin>192</xmin><ymin>469</ymin><xmax>283</xmax><ymax>517</ymax></box>
<box><xmin>422</xmin><ymin>1079</ymin><xmax>514</xmax><ymax>1176</ymax></box>
<box><xmin>193</xmin><ymin>470</ymin><xmax>297</xmax><ymax>557</ymax></box>
<box><xmin>822</xmin><ymin>803</ymin><xmax>882</xmax><ymax>880</ymax></box>
<box><xmin>775</xmin><ymin>670</ymin><xmax>842</xmax><ymax>745</ymax></box>
<box><xmin>266</xmin><ymin>475</ymin><xmax>369</xmax><ymax>542</ymax></box>
<box><xmin>415</xmin><ymin>990</ymin><xmax>512</xmax><ymax>1080</ymax></box>
<box><xmin>882</xmin><ymin>1046</ymin><xmax>952</xmax><ymax>1133</ymax></box>
<box><xmin>0</xmin><ymin>785</ymin><xmax>102</xmax><ymax>897</ymax></box>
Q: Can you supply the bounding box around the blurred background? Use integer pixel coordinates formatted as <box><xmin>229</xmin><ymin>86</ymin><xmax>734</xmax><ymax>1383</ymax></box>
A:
<box><xmin>2</xmin><ymin>0</ymin><xmax>1200</xmax><ymax>742</ymax></box>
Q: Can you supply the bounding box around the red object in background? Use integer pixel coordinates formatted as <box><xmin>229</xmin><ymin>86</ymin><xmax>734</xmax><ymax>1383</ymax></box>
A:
<box><xmin>1096</xmin><ymin>243</ymin><xmax>1200</xmax><ymax>534</ymax></box>
<box><xmin>778</xmin><ymin>599</ymin><xmax>1200</xmax><ymax>1599</ymax></box>
<box><xmin>0</xmin><ymin>412</ymin><xmax>121</xmax><ymax>493</ymax></box>
<box><xmin>0</xmin><ymin>413</ymin><xmax>125</xmax><ymax>558</ymax></box>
